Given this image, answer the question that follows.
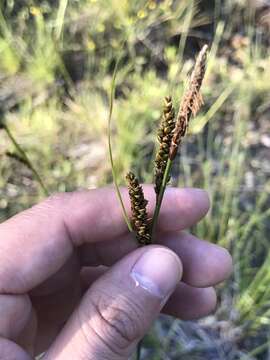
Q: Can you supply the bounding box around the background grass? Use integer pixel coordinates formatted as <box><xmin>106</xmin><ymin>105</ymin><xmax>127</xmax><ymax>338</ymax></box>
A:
<box><xmin>0</xmin><ymin>0</ymin><xmax>270</xmax><ymax>359</ymax></box>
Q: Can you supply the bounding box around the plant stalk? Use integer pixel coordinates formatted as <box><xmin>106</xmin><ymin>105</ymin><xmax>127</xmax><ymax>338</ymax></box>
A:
<box><xmin>107</xmin><ymin>59</ymin><xmax>133</xmax><ymax>233</ymax></box>
<box><xmin>151</xmin><ymin>158</ymin><xmax>172</xmax><ymax>240</ymax></box>
<box><xmin>3</xmin><ymin>124</ymin><xmax>49</xmax><ymax>196</ymax></box>
<box><xmin>136</xmin><ymin>339</ymin><xmax>143</xmax><ymax>360</ymax></box>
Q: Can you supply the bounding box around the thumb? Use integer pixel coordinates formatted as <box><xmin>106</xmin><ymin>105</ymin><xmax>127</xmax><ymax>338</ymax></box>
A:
<box><xmin>44</xmin><ymin>246</ymin><xmax>182</xmax><ymax>360</ymax></box>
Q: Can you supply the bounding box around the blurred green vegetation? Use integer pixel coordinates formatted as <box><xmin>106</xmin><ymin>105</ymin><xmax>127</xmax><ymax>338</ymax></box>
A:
<box><xmin>0</xmin><ymin>0</ymin><xmax>270</xmax><ymax>359</ymax></box>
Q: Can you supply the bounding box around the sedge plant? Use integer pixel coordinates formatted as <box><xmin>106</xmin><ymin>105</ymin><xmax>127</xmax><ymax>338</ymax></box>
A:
<box><xmin>108</xmin><ymin>45</ymin><xmax>209</xmax><ymax>246</ymax></box>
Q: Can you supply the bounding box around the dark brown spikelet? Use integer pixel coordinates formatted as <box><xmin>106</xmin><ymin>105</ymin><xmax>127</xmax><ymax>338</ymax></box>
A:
<box><xmin>169</xmin><ymin>44</ymin><xmax>208</xmax><ymax>160</ymax></box>
<box><xmin>154</xmin><ymin>96</ymin><xmax>176</xmax><ymax>196</ymax></box>
<box><xmin>126</xmin><ymin>172</ymin><xmax>151</xmax><ymax>246</ymax></box>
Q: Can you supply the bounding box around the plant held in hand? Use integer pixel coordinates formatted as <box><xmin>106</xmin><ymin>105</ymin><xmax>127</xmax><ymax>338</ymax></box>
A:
<box><xmin>150</xmin><ymin>44</ymin><xmax>208</xmax><ymax>239</ymax></box>
<box><xmin>108</xmin><ymin>45</ymin><xmax>208</xmax><ymax>245</ymax></box>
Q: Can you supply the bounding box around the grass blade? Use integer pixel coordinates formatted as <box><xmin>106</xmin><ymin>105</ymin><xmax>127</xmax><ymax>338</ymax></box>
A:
<box><xmin>108</xmin><ymin>60</ymin><xmax>133</xmax><ymax>233</ymax></box>
<box><xmin>3</xmin><ymin>123</ymin><xmax>49</xmax><ymax>196</ymax></box>
<box><xmin>55</xmin><ymin>0</ymin><xmax>69</xmax><ymax>42</ymax></box>
<box><xmin>189</xmin><ymin>84</ymin><xmax>235</xmax><ymax>134</ymax></box>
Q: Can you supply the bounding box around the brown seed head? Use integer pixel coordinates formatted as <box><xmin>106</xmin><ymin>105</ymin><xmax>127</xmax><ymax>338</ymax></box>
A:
<box><xmin>126</xmin><ymin>171</ymin><xmax>151</xmax><ymax>246</ymax></box>
<box><xmin>169</xmin><ymin>44</ymin><xmax>208</xmax><ymax>160</ymax></box>
<box><xmin>154</xmin><ymin>96</ymin><xmax>176</xmax><ymax>195</ymax></box>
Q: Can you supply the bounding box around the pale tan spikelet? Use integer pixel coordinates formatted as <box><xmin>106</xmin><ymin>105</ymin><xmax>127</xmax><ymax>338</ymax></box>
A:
<box><xmin>169</xmin><ymin>44</ymin><xmax>208</xmax><ymax>160</ymax></box>
<box><xmin>154</xmin><ymin>96</ymin><xmax>176</xmax><ymax>195</ymax></box>
<box><xmin>126</xmin><ymin>172</ymin><xmax>151</xmax><ymax>246</ymax></box>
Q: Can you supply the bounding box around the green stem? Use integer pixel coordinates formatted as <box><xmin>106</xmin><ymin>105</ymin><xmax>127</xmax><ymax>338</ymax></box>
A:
<box><xmin>136</xmin><ymin>339</ymin><xmax>143</xmax><ymax>360</ymax></box>
<box><xmin>107</xmin><ymin>59</ymin><xmax>133</xmax><ymax>232</ymax></box>
<box><xmin>151</xmin><ymin>158</ymin><xmax>173</xmax><ymax>240</ymax></box>
<box><xmin>3</xmin><ymin>124</ymin><xmax>49</xmax><ymax>196</ymax></box>
<box><xmin>55</xmin><ymin>0</ymin><xmax>69</xmax><ymax>42</ymax></box>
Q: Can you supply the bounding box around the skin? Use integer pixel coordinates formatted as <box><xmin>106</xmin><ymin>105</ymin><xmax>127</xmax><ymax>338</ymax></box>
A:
<box><xmin>0</xmin><ymin>186</ymin><xmax>232</xmax><ymax>359</ymax></box>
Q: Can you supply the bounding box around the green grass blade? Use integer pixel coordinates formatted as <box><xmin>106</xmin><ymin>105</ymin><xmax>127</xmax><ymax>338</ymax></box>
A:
<box><xmin>177</xmin><ymin>0</ymin><xmax>194</xmax><ymax>67</ymax></box>
<box><xmin>108</xmin><ymin>60</ymin><xmax>133</xmax><ymax>233</ymax></box>
<box><xmin>190</xmin><ymin>84</ymin><xmax>235</xmax><ymax>134</ymax></box>
<box><xmin>136</xmin><ymin>339</ymin><xmax>143</xmax><ymax>360</ymax></box>
<box><xmin>3</xmin><ymin>123</ymin><xmax>49</xmax><ymax>197</ymax></box>
<box><xmin>55</xmin><ymin>0</ymin><xmax>69</xmax><ymax>42</ymax></box>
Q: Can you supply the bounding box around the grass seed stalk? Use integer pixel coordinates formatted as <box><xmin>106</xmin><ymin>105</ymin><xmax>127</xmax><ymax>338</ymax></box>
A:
<box><xmin>150</xmin><ymin>45</ymin><xmax>208</xmax><ymax>240</ymax></box>
<box><xmin>154</xmin><ymin>96</ymin><xmax>176</xmax><ymax>197</ymax></box>
<box><xmin>126</xmin><ymin>172</ymin><xmax>151</xmax><ymax>246</ymax></box>
<box><xmin>125</xmin><ymin>45</ymin><xmax>208</xmax><ymax>244</ymax></box>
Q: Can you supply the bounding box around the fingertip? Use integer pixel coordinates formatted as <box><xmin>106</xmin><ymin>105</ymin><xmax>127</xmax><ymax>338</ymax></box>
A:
<box><xmin>217</xmin><ymin>247</ymin><xmax>233</xmax><ymax>281</ymax></box>
<box><xmin>158</xmin><ymin>187</ymin><xmax>210</xmax><ymax>231</ymax></box>
<box><xmin>208</xmin><ymin>245</ymin><xmax>233</xmax><ymax>284</ymax></box>
<box><xmin>195</xmin><ymin>188</ymin><xmax>211</xmax><ymax>214</ymax></box>
<box><xmin>192</xmin><ymin>244</ymin><xmax>233</xmax><ymax>287</ymax></box>
<box><xmin>161</xmin><ymin>232</ymin><xmax>232</xmax><ymax>288</ymax></box>
<box><xmin>200</xmin><ymin>286</ymin><xmax>217</xmax><ymax>316</ymax></box>
<box><xmin>181</xmin><ymin>286</ymin><xmax>217</xmax><ymax>320</ymax></box>
<box><xmin>174</xmin><ymin>188</ymin><xmax>210</xmax><ymax>218</ymax></box>
<box><xmin>164</xmin><ymin>284</ymin><xmax>217</xmax><ymax>320</ymax></box>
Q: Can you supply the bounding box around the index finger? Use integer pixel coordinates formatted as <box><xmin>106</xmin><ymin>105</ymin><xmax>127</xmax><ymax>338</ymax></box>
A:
<box><xmin>0</xmin><ymin>186</ymin><xmax>209</xmax><ymax>294</ymax></box>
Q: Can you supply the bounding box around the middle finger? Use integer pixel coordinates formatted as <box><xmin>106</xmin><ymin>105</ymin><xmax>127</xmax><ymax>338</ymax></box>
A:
<box><xmin>80</xmin><ymin>231</ymin><xmax>232</xmax><ymax>288</ymax></box>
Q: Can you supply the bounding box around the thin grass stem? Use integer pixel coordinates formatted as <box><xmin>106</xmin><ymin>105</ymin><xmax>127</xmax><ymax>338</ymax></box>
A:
<box><xmin>3</xmin><ymin>123</ymin><xmax>49</xmax><ymax>196</ymax></box>
<box><xmin>151</xmin><ymin>158</ymin><xmax>172</xmax><ymax>240</ymax></box>
<box><xmin>108</xmin><ymin>60</ymin><xmax>133</xmax><ymax>233</ymax></box>
<box><xmin>136</xmin><ymin>339</ymin><xmax>143</xmax><ymax>360</ymax></box>
<box><xmin>55</xmin><ymin>0</ymin><xmax>69</xmax><ymax>42</ymax></box>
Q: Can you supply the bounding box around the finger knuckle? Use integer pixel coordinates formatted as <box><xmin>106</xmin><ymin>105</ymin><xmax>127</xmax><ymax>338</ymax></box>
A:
<box><xmin>42</xmin><ymin>192</ymin><xmax>72</xmax><ymax>209</ymax></box>
<box><xmin>79</xmin><ymin>288</ymin><xmax>145</xmax><ymax>356</ymax></box>
<box><xmin>21</xmin><ymin>192</ymin><xmax>70</xmax><ymax>222</ymax></box>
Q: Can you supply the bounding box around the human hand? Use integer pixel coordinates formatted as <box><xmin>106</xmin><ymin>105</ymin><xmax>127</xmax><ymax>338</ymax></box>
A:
<box><xmin>0</xmin><ymin>186</ymin><xmax>232</xmax><ymax>359</ymax></box>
